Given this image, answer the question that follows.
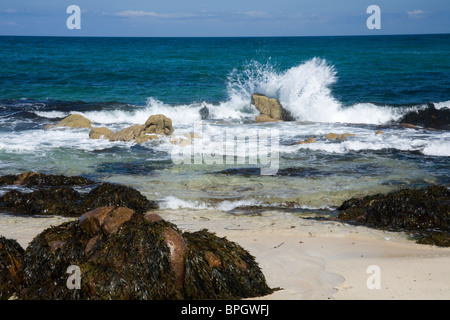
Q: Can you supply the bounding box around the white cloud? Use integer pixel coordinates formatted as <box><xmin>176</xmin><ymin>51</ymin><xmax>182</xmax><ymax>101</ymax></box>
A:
<box><xmin>0</xmin><ymin>9</ymin><xmax>17</xmax><ymax>13</ymax></box>
<box><xmin>0</xmin><ymin>21</ymin><xmax>17</xmax><ymax>26</ymax></box>
<box><xmin>112</xmin><ymin>10</ymin><xmax>193</xmax><ymax>19</ymax></box>
<box><xmin>238</xmin><ymin>11</ymin><xmax>269</xmax><ymax>18</ymax></box>
<box><xmin>407</xmin><ymin>9</ymin><xmax>427</xmax><ymax>18</ymax></box>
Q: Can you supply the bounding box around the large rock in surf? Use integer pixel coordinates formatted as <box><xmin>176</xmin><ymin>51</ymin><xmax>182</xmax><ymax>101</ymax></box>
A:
<box><xmin>89</xmin><ymin>127</ymin><xmax>115</xmax><ymax>140</ymax></box>
<box><xmin>144</xmin><ymin>114</ymin><xmax>174</xmax><ymax>135</ymax></box>
<box><xmin>398</xmin><ymin>103</ymin><xmax>450</xmax><ymax>130</ymax></box>
<box><xmin>0</xmin><ymin>237</ymin><xmax>24</xmax><ymax>300</ymax></box>
<box><xmin>110</xmin><ymin>124</ymin><xmax>146</xmax><ymax>142</ymax></box>
<box><xmin>251</xmin><ymin>93</ymin><xmax>294</xmax><ymax>122</ymax></box>
<box><xmin>53</xmin><ymin>114</ymin><xmax>93</xmax><ymax>129</ymax></box>
<box><xmin>337</xmin><ymin>185</ymin><xmax>450</xmax><ymax>247</ymax></box>
<box><xmin>0</xmin><ymin>173</ymin><xmax>158</xmax><ymax>217</ymax></box>
<box><xmin>18</xmin><ymin>211</ymin><xmax>274</xmax><ymax>300</ymax></box>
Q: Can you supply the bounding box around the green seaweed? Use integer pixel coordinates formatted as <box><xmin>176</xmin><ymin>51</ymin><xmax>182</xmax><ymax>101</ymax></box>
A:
<box><xmin>0</xmin><ymin>236</ymin><xmax>25</xmax><ymax>300</ymax></box>
<box><xmin>337</xmin><ymin>185</ymin><xmax>450</xmax><ymax>247</ymax></box>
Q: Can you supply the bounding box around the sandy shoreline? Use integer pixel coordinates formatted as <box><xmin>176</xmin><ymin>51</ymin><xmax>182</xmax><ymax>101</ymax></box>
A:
<box><xmin>1</xmin><ymin>209</ymin><xmax>449</xmax><ymax>300</ymax></box>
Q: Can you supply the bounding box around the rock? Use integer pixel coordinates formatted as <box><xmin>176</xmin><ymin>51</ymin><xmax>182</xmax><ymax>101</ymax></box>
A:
<box><xmin>337</xmin><ymin>185</ymin><xmax>450</xmax><ymax>247</ymax></box>
<box><xmin>79</xmin><ymin>206</ymin><xmax>115</xmax><ymax>235</ymax></box>
<box><xmin>199</xmin><ymin>106</ymin><xmax>209</xmax><ymax>120</ymax></box>
<box><xmin>0</xmin><ymin>237</ymin><xmax>24</xmax><ymax>300</ymax></box>
<box><xmin>102</xmin><ymin>207</ymin><xmax>135</xmax><ymax>234</ymax></box>
<box><xmin>135</xmin><ymin>134</ymin><xmax>159</xmax><ymax>144</ymax></box>
<box><xmin>183</xmin><ymin>132</ymin><xmax>201</xmax><ymax>140</ymax></box>
<box><xmin>297</xmin><ymin>137</ymin><xmax>317</xmax><ymax>144</ymax></box>
<box><xmin>82</xmin><ymin>183</ymin><xmax>158</xmax><ymax>214</ymax></box>
<box><xmin>251</xmin><ymin>93</ymin><xmax>294</xmax><ymax>121</ymax></box>
<box><xmin>89</xmin><ymin>127</ymin><xmax>115</xmax><ymax>140</ymax></box>
<box><xmin>18</xmin><ymin>213</ymin><xmax>274</xmax><ymax>300</ymax></box>
<box><xmin>398</xmin><ymin>103</ymin><xmax>450</xmax><ymax>130</ymax></box>
<box><xmin>0</xmin><ymin>172</ymin><xmax>95</xmax><ymax>187</ymax></box>
<box><xmin>0</xmin><ymin>173</ymin><xmax>158</xmax><ymax>217</ymax></box>
<box><xmin>325</xmin><ymin>133</ymin><xmax>355</xmax><ymax>141</ymax></box>
<box><xmin>107</xmin><ymin>114</ymin><xmax>174</xmax><ymax>143</ymax></box>
<box><xmin>162</xmin><ymin>227</ymin><xmax>188</xmax><ymax>289</ymax></box>
<box><xmin>55</xmin><ymin>114</ymin><xmax>93</xmax><ymax>129</ymax></box>
<box><xmin>110</xmin><ymin>124</ymin><xmax>145</xmax><ymax>142</ymax></box>
<box><xmin>144</xmin><ymin>114</ymin><xmax>174</xmax><ymax>135</ymax></box>
<box><xmin>255</xmin><ymin>114</ymin><xmax>281</xmax><ymax>123</ymax></box>
<box><xmin>399</xmin><ymin>123</ymin><xmax>419</xmax><ymax>129</ymax></box>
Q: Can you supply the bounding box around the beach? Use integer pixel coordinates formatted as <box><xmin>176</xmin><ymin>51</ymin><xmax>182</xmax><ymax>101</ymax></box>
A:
<box><xmin>0</xmin><ymin>34</ymin><xmax>449</xmax><ymax>301</ymax></box>
<box><xmin>2</xmin><ymin>208</ymin><xmax>449</xmax><ymax>300</ymax></box>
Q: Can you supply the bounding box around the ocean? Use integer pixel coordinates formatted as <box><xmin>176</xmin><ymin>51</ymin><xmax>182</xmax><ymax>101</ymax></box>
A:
<box><xmin>0</xmin><ymin>34</ymin><xmax>449</xmax><ymax>214</ymax></box>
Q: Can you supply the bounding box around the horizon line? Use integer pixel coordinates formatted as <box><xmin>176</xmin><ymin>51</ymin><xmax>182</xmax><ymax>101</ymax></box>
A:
<box><xmin>1</xmin><ymin>32</ymin><xmax>449</xmax><ymax>39</ymax></box>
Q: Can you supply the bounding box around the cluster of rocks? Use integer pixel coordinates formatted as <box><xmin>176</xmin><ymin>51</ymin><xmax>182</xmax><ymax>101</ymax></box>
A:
<box><xmin>47</xmin><ymin>113</ymin><xmax>174</xmax><ymax>144</ymax></box>
<box><xmin>0</xmin><ymin>173</ymin><xmax>274</xmax><ymax>300</ymax></box>
<box><xmin>0</xmin><ymin>172</ymin><xmax>157</xmax><ymax>217</ymax></box>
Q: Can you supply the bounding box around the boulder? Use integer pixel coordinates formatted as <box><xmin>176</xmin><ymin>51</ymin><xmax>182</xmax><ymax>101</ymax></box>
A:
<box><xmin>337</xmin><ymin>185</ymin><xmax>450</xmax><ymax>247</ymax></box>
<box><xmin>110</xmin><ymin>124</ymin><xmax>145</xmax><ymax>142</ymax></box>
<box><xmin>18</xmin><ymin>212</ymin><xmax>274</xmax><ymax>300</ymax></box>
<box><xmin>251</xmin><ymin>93</ymin><xmax>294</xmax><ymax>121</ymax></box>
<box><xmin>398</xmin><ymin>103</ymin><xmax>450</xmax><ymax>130</ymax></box>
<box><xmin>0</xmin><ymin>237</ymin><xmax>24</xmax><ymax>300</ymax></box>
<box><xmin>144</xmin><ymin>114</ymin><xmax>174</xmax><ymax>135</ymax></box>
<box><xmin>89</xmin><ymin>127</ymin><xmax>115</xmax><ymax>140</ymax></box>
<box><xmin>255</xmin><ymin>114</ymin><xmax>281</xmax><ymax>123</ymax></box>
<box><xmin>54</xmin><ymin>114</ymin><xmax>93</xmax><ymax>129</ymax></box>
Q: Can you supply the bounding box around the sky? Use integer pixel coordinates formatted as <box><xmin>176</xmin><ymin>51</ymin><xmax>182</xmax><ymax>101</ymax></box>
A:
<box><xmin>0</xmin><ymin>0</ymin><xmax>449</xmax><ymax>37</ymax></box>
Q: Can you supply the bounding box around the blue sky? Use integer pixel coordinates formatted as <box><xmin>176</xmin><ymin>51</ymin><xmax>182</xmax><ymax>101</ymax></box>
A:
<box><xmin>0</xmin><ymin>0</ymin><xmax>449</xmax><ymax>37</ymax></box>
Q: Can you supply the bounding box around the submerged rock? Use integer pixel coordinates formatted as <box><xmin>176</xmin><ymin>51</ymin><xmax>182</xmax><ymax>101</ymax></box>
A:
<box><xmin>251</xmin><ymin>93</ymin><xmax>294</xmax><ymax>121</ymax></box>
<box><xmin>398</xmin><ymin>103</ymin><xmax>450</xmax><ymax>130</ymax></box>
<box><xmin>18</xmin><ymin>212</ymin><xmax>274</xmax><ymax>300</ymax></box>
<box><xmin>0</xmin><ymin>173</ymin><xmax>158</xmax><ymax>217</ymax></box>
<box><xmin>337</xmin><ymin>185</ymin><xmax>450</xmax><ymax>247</ymax></box>
<box><xmin>297</xmin><ymin>137</ymin><xmax>317</xmax><ymax>144</ymax></box>
<box><xmin>0</xmin><ymin>237</ymin><xmax>24</xmax><ymax>300</ymax></box>
<box><xmin>325</xmin><ymin>133</ymin><xmax>355</xmax><ymax>141</ymax></box>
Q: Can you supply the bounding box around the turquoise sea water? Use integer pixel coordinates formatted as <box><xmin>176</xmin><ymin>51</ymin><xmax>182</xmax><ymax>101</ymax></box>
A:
<box><xmin>0</xmin><ymin>34</ymin><xmax>449</xmax><ymax>213</ymax></box>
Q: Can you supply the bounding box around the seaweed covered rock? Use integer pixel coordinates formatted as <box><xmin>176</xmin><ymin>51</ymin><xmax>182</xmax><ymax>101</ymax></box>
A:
<box><xmin>0</xmin><ymin>172</ymin><xmax>95</xmax><ymax>187</ymax></box>
<box><xmin>398</xmin><ymin>103</ymin><xmax>450</xmax><ymax>130</ymax></box>
<box><xmin>0</xmin><ymin>173</ymin><xmax>158</xmax><ymax>216</ymax></box>
<box><xmin>19</xmin><ymin>211</ymin><xmax>273</xmax><ymax>300</ymax></box>
<box><xmin>0</xmin><ymin>237</ymin><xmax>24</xmax><ymax>300</ymax></box>
<box><xmin>337</xmin><ymin>185</ymin><xmax>450</xmax><ymax>246</ymax></box>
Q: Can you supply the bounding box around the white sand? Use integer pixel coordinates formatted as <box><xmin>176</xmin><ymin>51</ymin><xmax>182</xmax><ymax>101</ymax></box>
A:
<box><xmin>1</xmin><ymin>209</ymin><xmax>449</xmax><ymax>300</ymax></box>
